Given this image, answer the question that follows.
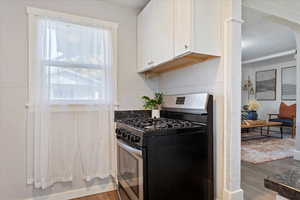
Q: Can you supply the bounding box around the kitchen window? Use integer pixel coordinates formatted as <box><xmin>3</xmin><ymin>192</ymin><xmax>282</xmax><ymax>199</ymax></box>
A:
<box><xmin>27</xmin><ymin>7</ymin><xmax>118</xmax><ymax>189</ymax></box>
<box><xmin>42</xmin><ymin>20</ymin><xmax>108</xmax><ymax>104</ymax></box>
<box><xmin>28</xmin><ymin>8</ymin><xmax>118</xmax><ymax>106</ymax></box>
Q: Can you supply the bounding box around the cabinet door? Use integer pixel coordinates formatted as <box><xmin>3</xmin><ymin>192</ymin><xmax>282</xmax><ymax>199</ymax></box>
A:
<box><xmin>137</xmin><ymin>11</ymin><xmax>146</xmax><ymax>72</ymax></box>
<box><xmin>174</xmin><ymin>0</ymin><xmax>193</xmax><ymax>57</ymax></box>
<box><xmin>137</xmin><ymin>2</ymin><xmax>154</xmax><ymax>72</ymax></box>
<box><xmin>151</xmin><ymin>0</ymin><xmax>174</xmax><ymax>66</ymax></box>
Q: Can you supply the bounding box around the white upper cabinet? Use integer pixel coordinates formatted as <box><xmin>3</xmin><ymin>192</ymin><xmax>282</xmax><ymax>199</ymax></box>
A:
<box><xmin>138</xmin><ymin>0</ymin><xmax>174</xmax><ymax>72</ymax></box>
<box><xmin>137</xmin><ymin>1</ymin><xmax>154</xmax><ymax>71</ymax></box>
<box><xmin>137</xmin><ymin>0</ymin><xmax>221</xmax><ymax>74</ymax></box>
<box><xmin>151</xmin><ymin>0</ymin><xmax>174</xmax><ymax>67</ymax></box>
<box><xmin>191</xmin><ymin>0</ymin><xmax>221</xmax><ymax>56</ymax></box>
<box><xmin>174</xmin><ymin>0</ymin><xmax>192</xmax><ymax>56</ymax></box>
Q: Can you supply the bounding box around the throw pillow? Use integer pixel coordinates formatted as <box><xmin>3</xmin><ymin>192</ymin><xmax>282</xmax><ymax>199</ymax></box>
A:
<box><xmin>279</xmin><ymin>103</ymin><xmax>296</xmax><ymax>119</ymax></box>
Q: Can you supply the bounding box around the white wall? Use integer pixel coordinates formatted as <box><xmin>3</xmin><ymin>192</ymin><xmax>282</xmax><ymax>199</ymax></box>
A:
<box><xmin>242</xmin><ymin>55</ymin><xmax>296</xmax><ymax>120</ymax></box>
<box><xmin>0</xmin><ymin>0</ymin><xmax>157</xmax><ymax>200</ymax></box>
<box><xmin>159</xmin><ymin>58</ymin><xmax>224</xmax><ymax>199</ymax></box>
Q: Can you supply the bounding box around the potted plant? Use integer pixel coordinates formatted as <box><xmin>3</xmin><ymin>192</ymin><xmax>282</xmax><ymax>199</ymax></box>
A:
<box><xmin>247</xmin><ymin>100</ymin><xmax>261</xmax><ymax>120</ymax></box>
<box><xmin>142</xmin><ymin>93</ymin><xmax>163</xmax><ymax>118</ymax></box>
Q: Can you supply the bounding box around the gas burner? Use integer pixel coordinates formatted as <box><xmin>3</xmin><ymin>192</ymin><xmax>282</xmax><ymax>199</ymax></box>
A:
<box><xmin>121</xmin><ymin>118</ymin><xmax>200</xmax><ymax>130</ymax></box>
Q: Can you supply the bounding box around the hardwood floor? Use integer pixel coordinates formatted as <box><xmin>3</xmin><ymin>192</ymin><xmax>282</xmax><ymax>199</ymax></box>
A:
<box><xmin>242</xmin><ymin>158</ymin><xmax>300</xmax><ymax>200</ymax></box>
<box><xmin>72</xmin><ymin>191</ymin><xmax>119</xmax><ymax>200</ymax></box>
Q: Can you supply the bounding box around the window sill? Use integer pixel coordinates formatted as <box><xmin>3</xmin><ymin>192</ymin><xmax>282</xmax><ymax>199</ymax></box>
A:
<box><xmin>51</xmin><ymin>104</ymin><xmax>105</xmax><ymax>112</ymax></box>
<box><xmin>26</xmin><ymin>103</ymin><xmax>111</xmax><ymax>112</ymax></box>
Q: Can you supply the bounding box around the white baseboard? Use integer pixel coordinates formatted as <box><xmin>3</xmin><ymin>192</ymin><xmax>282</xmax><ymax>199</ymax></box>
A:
<box><xmin>223</xmin><ymin>188</ymin><xmax>244</xmax><ymax>200</ymax></box>
<box><xmin>25</xmin><ymin>182</ymin><xmax>116</xmax><ymax>200</ymax></box>
<box><xmin>294</xmin><ymin>150</ymin><xmax>300</xmax><ymax>161</ymax></box>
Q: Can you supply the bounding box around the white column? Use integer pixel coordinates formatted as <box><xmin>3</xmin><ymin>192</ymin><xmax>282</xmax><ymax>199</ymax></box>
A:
<box><xmin>223</xmin><ymin>0</ymin><xmax>244</xmax><ymax>199</ymax></box>
<box><xmin>294</xmin><ymin>32</ymin><xmax>300</xmax><ymax>160</ymax></box>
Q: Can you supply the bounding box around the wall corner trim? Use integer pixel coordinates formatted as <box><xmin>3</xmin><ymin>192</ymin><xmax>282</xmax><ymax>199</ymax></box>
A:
<box><xmin>24</xmin><ymin>182</ymin><xmax>116</xmax><ymax>200</ymax></box>
<box><xmin>223</xmin><ymin>188</ymin><xmax>244</xmax><ymax>200</ymax></box>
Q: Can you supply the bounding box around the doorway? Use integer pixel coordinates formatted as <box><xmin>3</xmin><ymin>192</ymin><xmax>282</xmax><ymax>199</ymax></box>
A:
<box><xmin>241</xmin><ymin>4</ymin><xmax>299</xmax><ymax>200</ymax></box>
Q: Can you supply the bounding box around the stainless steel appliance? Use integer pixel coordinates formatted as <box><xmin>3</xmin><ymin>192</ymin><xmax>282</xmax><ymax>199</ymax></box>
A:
<box><xmin>116</xmin><ymin>93</ymin><xmax>214</xmax><ymax>200</ymax></box>
<box><xmin>117</xmin><ymin>140</ymin><xmax>143</xmax><ymax>200</ymax></box>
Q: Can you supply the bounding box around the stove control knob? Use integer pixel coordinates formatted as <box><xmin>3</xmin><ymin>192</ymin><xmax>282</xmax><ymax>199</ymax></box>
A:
<box><xmin>127</xmin><ymin>134</ymin><xmax>131</xmax><ymax>141</ymax></box>
<box><xmin>133</xmin><ymin>136</ymin><xmax>141</xmax><ymax>143</ymax></box>
<box><xmin>116</xmin><ymin>128</ymin><xmax>122</xmax><ymax>136</ymax></box>
<box><xmin>122</xmin><ymin>131</ymin><xmax>127</xmax><ymax>137</ymax></box>
<box><xmin>130</xmin><ymin>136</ymin><xmax>135</xmax><ymax>142</ymax></box>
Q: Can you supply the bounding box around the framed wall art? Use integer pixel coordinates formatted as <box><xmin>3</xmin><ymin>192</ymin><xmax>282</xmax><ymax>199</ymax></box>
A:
<box><xmin>281</xmin><ymin>66</ymin><xmax>296</xmax><ymax>101</ymax></box>
<box><xmin>255</xmin><ymin>69</ymin><xmax>277</xmax><ymax>101</ymax></box>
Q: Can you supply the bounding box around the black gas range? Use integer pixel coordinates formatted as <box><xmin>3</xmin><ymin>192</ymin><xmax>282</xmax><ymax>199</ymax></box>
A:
<box><xmin>115</xmin><ymin>93</ymin><xmax>214</xmax><ymax>200</ymax></box>
<box><xmin>116</xmin><ymin>117</ymin><xmax>207</xmax><ymax>148</ymax></box>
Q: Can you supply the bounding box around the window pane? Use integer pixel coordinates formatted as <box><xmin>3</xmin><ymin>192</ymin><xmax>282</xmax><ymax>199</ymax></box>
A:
<box><xmin>49</xmin><ymin>66</ymin><xmax>104</xmax><ymax>102</ymax></box>
<box><xmin>40</xmin><ymin>19</ymin><xmax>110</xmax><ymax>103</ymax></box>
<box><xmin>45</xmin><ymin>20</ymin><xmax>107</xmax><ymax>66</ymax></box>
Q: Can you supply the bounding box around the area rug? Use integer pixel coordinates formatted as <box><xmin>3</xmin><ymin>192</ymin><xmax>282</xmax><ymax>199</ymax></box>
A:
<box><xmin>241</xmin><ymin>137</ymin><xmax>295</xmax><ymax>164</ymax></box>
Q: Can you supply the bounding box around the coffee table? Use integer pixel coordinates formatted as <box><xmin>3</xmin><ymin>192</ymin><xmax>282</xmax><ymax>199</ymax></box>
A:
<box><xmin>241</xmin><ymin>121</ymin><xmax>283</xmax><ymax>140</ymax></box>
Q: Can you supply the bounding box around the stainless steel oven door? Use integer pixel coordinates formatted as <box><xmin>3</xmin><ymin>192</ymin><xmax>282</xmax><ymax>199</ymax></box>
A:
<box><xmin>117</xmin><ymin>140</ymin><xmax>143</xmax><ymax>200</ymax></box>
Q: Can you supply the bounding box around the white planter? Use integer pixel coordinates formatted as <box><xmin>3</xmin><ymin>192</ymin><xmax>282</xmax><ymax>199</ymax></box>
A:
<box><xmin>152</xmin><ymin>109</ymin><xmax>160</xmax><ymax>118</ymax></box>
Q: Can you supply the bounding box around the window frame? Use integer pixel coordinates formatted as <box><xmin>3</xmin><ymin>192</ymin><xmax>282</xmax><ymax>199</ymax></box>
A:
<box><xmin>27</xmin><ymin>7</ymin><xmax>118</xmax><ymax>106</ymax></box>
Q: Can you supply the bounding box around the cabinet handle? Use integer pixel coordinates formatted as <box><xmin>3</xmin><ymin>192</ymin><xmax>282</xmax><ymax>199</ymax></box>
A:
<box><xmin>148</xmin><ymin>61</ymin><xmax>154</xmax><ymax>65</ymax></box>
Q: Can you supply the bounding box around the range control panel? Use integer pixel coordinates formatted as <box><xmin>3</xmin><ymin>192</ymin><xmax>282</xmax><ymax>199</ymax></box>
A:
<box><xmin>176</xmin><ymin>97</ymin><xmax>185</xmax><ymax>105</ymax></box>
<box><xmin>163</xmin><ymin>93</ymin><xmax>209</xmax><ymax>112</ymax></box>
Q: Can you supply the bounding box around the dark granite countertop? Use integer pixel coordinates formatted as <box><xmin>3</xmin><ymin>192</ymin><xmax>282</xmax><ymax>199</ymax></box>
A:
<box><xmin>114</xmin><ymin>110</ymin><xmax>151</xmax><ymax>122</ymax></box>
<box><xmin>265</xmin><ymin>165</ymin><xmax>300</xmax><ymax>199</ymax></box>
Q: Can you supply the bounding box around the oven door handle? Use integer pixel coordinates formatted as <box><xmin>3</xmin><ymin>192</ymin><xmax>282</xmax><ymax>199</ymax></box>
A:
<box><xmin>117</xmin><ymin>140</ymin><xmax>143</xmax><ymax>157</ymax></box>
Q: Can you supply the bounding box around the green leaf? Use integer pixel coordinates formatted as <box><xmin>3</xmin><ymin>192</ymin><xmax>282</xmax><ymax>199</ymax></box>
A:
<box><xmin>142</xmin><ymin>96</ymin><xmax>150</xmax><ymax>101</ymax></box>
<box><xmin>154</xmin><ymin>93</ymin><xmax>163</xmax><ymax>105</ymax></box>
<box><xmin>141</xmin><ymin>93</ymin><xmax>164</xmax><ymax>110</ymax></box>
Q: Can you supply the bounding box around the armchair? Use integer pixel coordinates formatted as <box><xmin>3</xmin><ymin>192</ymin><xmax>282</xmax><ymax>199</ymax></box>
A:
<box><xmin>268</xmin><ymin>113</ymin><xmax>296</xmax><ymax>139</ymax></box>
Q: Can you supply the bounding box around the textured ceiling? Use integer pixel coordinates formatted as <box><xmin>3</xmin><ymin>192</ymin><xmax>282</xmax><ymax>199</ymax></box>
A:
<box><xmin>100</xmin><ymin>0</ymin><xmax>149</xmax><ymax>10</ymax></box>
<box><xmin>242</xmin><ymin>7</ymin><xmax>296</xmax><ymax>61</ymax></box>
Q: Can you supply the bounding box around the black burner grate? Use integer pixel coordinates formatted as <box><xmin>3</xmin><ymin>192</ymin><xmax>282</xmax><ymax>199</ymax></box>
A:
<box><xmin>121</xmin><ymin>118</ymin><xmax>203</xmax><ymax>130</ymax></box>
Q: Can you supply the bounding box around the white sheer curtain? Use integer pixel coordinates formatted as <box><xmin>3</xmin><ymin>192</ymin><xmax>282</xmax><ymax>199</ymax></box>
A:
<box><xmin>27</xmin><ymin>16</ymin><xmax>115</xmax><ymax>189</ymax></box>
